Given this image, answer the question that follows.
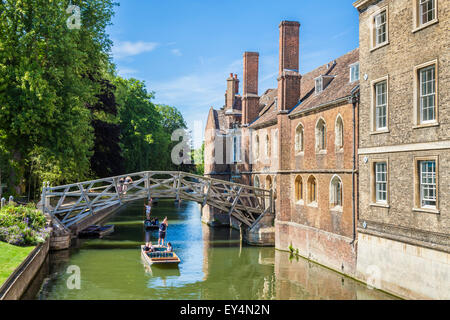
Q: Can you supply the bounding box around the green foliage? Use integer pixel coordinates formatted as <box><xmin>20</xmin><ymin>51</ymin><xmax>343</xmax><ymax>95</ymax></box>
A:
<box><xmin>0</xmin><ymin>203</ymin><xmax>50</xmax><ymax>246</ymax></box>
<box><xmin>115</xmin><ymin>78</ymin><xmax>188</xmax><ymax>173</ymax></box>
<box><xmin>0</xmin><ymin>0</ymin><xmax>116</xmax><ymax>192</ymax></box>
<box><xmin>193</xmin><ymin>142</ymin><xmax>204</xmax><ymax>175</ymax></box>
<box><xmin>0</xmin><ymin>1</ymin><xmax>190</xmax><ymax>197</ymax></box>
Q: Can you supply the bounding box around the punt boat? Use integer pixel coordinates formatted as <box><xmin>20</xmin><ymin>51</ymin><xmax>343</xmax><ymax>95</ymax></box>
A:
<box><xmin>140</xmin><ymin>245</ymin><xmax>181</xmax><ymax>265</ymax></box>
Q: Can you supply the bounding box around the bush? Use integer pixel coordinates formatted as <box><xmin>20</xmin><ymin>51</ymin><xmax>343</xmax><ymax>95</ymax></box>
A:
<box><xmin>0</xmin><ymin>204</ymin><xmax>50</xmax><ymax>246</ymax></box>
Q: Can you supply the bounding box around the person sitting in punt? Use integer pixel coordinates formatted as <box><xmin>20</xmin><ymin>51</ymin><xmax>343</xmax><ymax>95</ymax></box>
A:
<box><xmin>166</xmin><ymin>242</ymin><xmax>173</xmax><ymax>253</ymax></box>
<box><xmin>143</xmin><ymin>242</ymin><xmax>151</xmax><ymax>252</ymax></box>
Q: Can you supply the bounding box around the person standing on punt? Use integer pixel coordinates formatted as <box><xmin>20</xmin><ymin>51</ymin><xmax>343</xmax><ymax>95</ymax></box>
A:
<box><xmin>145</xmin><ymin>198</ymin><xmax>153</xmax><ymax>220</ymax></box>
<box><xmin>158</xmin><ymin>217</ymin><xmax>168</xmax><ymax>246</ymax></box>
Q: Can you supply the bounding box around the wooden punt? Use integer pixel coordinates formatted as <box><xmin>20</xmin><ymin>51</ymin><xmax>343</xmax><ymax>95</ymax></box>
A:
<box><xmin>140</xmin><ymin>245</ymin><xmax>180</xmax><ymax>265</ymax></box>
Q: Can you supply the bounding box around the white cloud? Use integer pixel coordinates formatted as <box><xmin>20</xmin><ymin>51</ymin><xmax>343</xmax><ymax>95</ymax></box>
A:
<box><xmin>171</xmin><ymin>48</ymin><xmax>182</xmax><ymax>56</ymax></box>
<box><xmin>117</xmin><ymin>67</ymin><xmax>138</xmax><ymax>77</ymax></box>
<box><xmin>112</xmin><ymin>41</ymin><xmax>159</xmax><ymax>59</ymax></box>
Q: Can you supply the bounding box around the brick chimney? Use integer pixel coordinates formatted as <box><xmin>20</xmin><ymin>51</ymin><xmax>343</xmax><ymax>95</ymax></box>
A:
<box><xmin>242</xmin><ymin>52</ymin><xmax>259</xmax><ymax>125</ymax></box>
<box><xmin>234</xmin><ymin>74</ymin><xmax>239</xmax><ymax>94</ymax></box>
<box><xmin>277</xmin><ymin>21</ymin><xmax>301</xmax><ymax>112</ymax></box>
<box><xmin>226</xmin><ymin>73</ymin><xmax>236</xmax><ymax>109</ymax></box>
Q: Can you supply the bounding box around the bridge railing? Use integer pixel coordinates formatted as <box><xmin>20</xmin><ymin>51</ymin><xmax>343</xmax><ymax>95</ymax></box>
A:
<box><xmin>42</xmin><ymin>171</ymin><xmax>273</xmax><ymax>229</ymax></box>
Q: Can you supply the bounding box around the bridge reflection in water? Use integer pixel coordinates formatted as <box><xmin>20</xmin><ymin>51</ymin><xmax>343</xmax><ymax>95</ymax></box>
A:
<box><xmin>28</xmin><ymin>199</ymin><xmax>394</xmax><ymax>300</ymax></box>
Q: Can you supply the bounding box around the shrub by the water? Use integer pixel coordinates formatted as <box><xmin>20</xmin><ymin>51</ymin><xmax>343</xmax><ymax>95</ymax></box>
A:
<box><xmin>0</xmin><ymin>204</ymin><xmax>50</xmax><ymax>246</ymax></box>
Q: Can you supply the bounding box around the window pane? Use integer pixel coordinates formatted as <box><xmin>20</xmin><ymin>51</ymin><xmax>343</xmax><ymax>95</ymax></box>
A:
<box><xmin>420</xmin><ymin>0</ymin><xmax>435</xmax><ymax>25</ymax></box>
<box><xmin>420</xmin><ymin>160</ymin><xmax>436</xmax><ymax>207</ymax></box>
<box><xmin>375</xmin><ymin>81</ymin><xmax>387</xmax><ymax>130</ymax></box>
<box><xmin>419</xmin><ymin>66</ymin><xmax>436</xmax><ymax>123</ymax></box>
<box><xmin>375</xmin><ymin>162</ymin><xmax>387</xmax><ymax>202</ymax></box>
<box><xmin>375</xmin><ymin>11</ymin><xmax>387</xmax><ymax>45</ymax></box>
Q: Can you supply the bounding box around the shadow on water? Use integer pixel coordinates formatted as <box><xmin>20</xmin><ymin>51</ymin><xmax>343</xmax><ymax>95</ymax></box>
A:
<box><xmin>29</xmin><ymin>199</ymin><xmax>396</xmax><ymax>300</ymax></box>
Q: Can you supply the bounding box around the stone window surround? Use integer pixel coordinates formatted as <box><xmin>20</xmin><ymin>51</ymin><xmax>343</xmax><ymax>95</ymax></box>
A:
<box><xmin>370</xmin><ymin>75</ymin><xmax>390</xmax><ymax>134</ymax></box>
<box><xmin>413</xmin><ymin>59</ymin><xmax>439</xmax><ymax>128</ymax></box>
<box><xmin>349</xmin><ymin>62</ymin><xmax>360</xmax><ymax>83</ymax></box>
<box><xmin>307</xmin><ymin>175</ymin><xmax>318</xmax><ymax>207</ymax></box>
<box><xmin>413</xmin><ymin>155</ymin><xmax>440</xmax><ymax>214</ymax></box>
<box><xmin>294</xmin><ymin>175</ymin><xmax>304</xmax><ymax>205</ymax></box>
<box><xmin>254</xmin><ymin>175</ymin><xmax>260</xmax><ymax>188</ymax></box>
<box><xmin>329</xmin><ymin>174</ymin><xmax>344</xmax><ymax>212</ymax></box>
<box><xmin>265</xmin><ymin>133</ymin><xmax>271</xmax><ymax>158</ymax></box>
<box><xmin>335</xmin><ymin>114</ymin><xmax>344</xmax><ymax>152</ymax></box>
<box><xmin>369</xmin><ymin>158</ymin><xmax>390</xmax><ymax>208</ymax></box>
<box><xmin>412</xmin><ymin>0</ymin><xmax>439</xmax><ymax>33</ymax></box>
<box><xmin>315</xmin><ymin>117</ymin><xmax>327</xmax><ymax>153</ymax></box>
<box><xmin>295</xmin><ymin>122</ymin><xmax>305</xmax><ymax>154</ymax></box>
<box><xmin>369</xmin><ymin>5</ymin><xmax>390</xmax><ymax>52</ymax></box>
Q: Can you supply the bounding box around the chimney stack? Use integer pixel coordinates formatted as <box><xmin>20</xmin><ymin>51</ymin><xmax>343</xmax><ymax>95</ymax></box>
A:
<box><xmin>242</xmin><ymin>52</ymin><xmax>259</xmax><ymax>125</ymax></box>
<box><xmin>234</xmin><ymin>74</ymin><xmax>239</xmax><ymax>94</ymax></box>
<box><xmin>226</xmin><ymin>73</ymin><xmax>236</xmax><ymax>109</ymax></box>
<box><xmin>277</xmin><ymin>21</ymin><xmax>301</xmax><ymax>112</ymax></box>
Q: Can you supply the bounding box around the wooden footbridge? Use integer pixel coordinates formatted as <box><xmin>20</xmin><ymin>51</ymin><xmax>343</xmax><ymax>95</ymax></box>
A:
<box><xmin>41</xmin><ymin>171</ymin><xmax>273</xmax><ymax>231</ymax></box>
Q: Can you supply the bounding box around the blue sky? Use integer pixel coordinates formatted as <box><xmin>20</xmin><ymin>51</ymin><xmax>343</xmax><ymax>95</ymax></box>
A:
<box><xmin>107</xmin><ymin>0</ymin><xmax>359</xmax><ymax>148</ymax></box>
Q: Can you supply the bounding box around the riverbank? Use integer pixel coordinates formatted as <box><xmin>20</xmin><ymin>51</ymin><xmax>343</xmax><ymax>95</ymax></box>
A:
<box><xmin>0</xmin><ymin>239</ymin><xmax>49</xmax><ymax>300</ymax></box>
<box><xmin>0</xmin><ymin>242</ymin><xmax>35</xmax><ymax>286</ymax></box>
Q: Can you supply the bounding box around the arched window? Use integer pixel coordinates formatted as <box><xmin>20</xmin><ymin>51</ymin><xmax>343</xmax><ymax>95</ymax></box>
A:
<box><xmin>316</xmin><ymin>118</ymin><xmax>327</xmax><ymax>151</ymax></box>
<box><xmin>295</xmin><ymin>176</ymin><xmax>303</xmax><ymax>202</ymax></box>
<box><xmin>307</xmin><ymin>175</ymin><xmax>317</xmax><ymax>204</ymax></box>
<box><xmin>254</xmin><ymin>175</ymin><xmax>260</xmax><ymax>188</ymax></box>
<box><xmin>265</xmin><ymin>175</ymin><xmax>273</xmax><ymax>208</ymax></box>
<box><xmin>295</xmin><ymin>123</ymin><xmax>304</xmax><ymax>153</ymax></box>
<box><xmin>254</xmin><ymin>134</ymin><xmax>260</xmax><ymax>159</ymax></box>
<box><xmin>273</xmin><ymin>130</ymin><xmax>279</xmax><ymax>158</ymax></box>
<box><xmin>265</xmin><ymin>134</ymin><xmax>271</xmax><ymax>158</ymax></box>
<box><xmin>330</xmin><ymin>175</ymin><xmax>343</xmax><ymax>208</ymax></box>
<box><xmin>265</xmin><ymin>175</ymin><xmax>273</xmax><ymax>190</ymax></box>
<box><xmin>335</xmin><ymin>115</ymin><xmax>344</xmax><ymax>149</ymax></box>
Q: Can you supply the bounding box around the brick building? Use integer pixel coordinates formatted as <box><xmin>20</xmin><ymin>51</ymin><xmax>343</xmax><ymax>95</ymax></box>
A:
<box><xmin>353</xmin><ymin>0</ymin><xmax>449</xmax><ymax>299</ymax></box>
<box><xmin>205</xmin><ymin>21</ymin><xmax>361</xmax><ymax>275</ymax></box>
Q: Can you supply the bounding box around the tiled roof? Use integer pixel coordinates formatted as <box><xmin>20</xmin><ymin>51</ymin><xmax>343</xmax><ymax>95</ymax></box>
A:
<box><xmin>290</xmin><ymin>48</ymin><xmax>359</xmax><ymax>115</ymax></box>
<box><xmin>249</xmin><ymin>48</ymin><xmax>359</xmax><ymax>128</ymax></box>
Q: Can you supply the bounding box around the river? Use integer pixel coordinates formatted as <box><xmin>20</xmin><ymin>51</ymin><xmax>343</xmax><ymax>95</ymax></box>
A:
<box><xmin>24</xmin><ymin>199</ymin><xmax>395</xmax><ymax>300</ymax></box>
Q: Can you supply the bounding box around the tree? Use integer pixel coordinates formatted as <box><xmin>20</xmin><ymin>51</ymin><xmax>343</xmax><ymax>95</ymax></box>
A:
<box><xmin>89</xmin><ymin>78</ymin><xmax>124</xmax><ymax>178</ymax></box>
<box><xmin>114</xmin><ymin>77</ymin><xmax>163</xmax><ymax>172</ymax></box>
<box><xmin>0</xmin><ymin>0</ymin><xmax>116</xmax><ymax>195</ymax></box>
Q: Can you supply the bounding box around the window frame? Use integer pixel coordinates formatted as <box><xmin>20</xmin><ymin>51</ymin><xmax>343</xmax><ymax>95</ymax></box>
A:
<box><xmin>335</xmin><ymin>115</ymin><xmax>344</xmax><ymax>151</ymax></box>
<box><xmin>265</xmin><ymin>134</ymin><xmax>271</xmax><ymax>158</ymax></box>
<box><xmin>413</xmin><ymin>0</ymin><xmax>438</xmax><ymax>32</ymax></box>
<box><xmin>315</xmin><ymin>118</ymin><xmax>327</xmax><ymax>152</ymax></box>
<box><xmin>370</xmin><ymin>159</ymin><xmax>390</xmax><ymax>208</ymax></box>
<box><xmin>295</xmin><ymin>123</ymin><xmax>304</xmax><ymax>154</ymax></box>
<box><xmin>414</xmin><ymin>156</ymin><xmax>439</xmax><ymax>214</ymax></box>
<box><xmin>232</xmin><ymin>134</ymin><xmax>242</xmax><ymax>163</ymax></box>
<box><xmin>349</xmin><ymin>62</ymin><xmax>360</xmax><ymax>83</ymax></box>
<box><xmin>254</xmin><ymin>134</ymin><xmax>260</xmax><ymax>160</ymax></box>
<box><xmin>370</xmin><ymin>6</ymin><xmax>389</xmax><ymax>51</ymax></box>
<box><xmin>307</xmin><ymin>175</ymin><xmax>318</xmax><ymax>207</ymax></box>
<box><xmin>370</xmin><ymin>75</ymin><xmax>389</xmax><ymax>134</ymax></box>
<box><xmin>315</xmin><ymin>76</ymin><xmax>323</xmax><ymax>94</ymax></box>
<box><xmin>413</xmin><ymin>60</ymin><xmax>439</xmax><ymax>128</ymax></box>
<box><xmin>294</xmin><ymin>175</ymin><xmax>304</xmax><ymax>204</ymax></box>
<box><xmin>330</xmin><ymin>175</ymin><xmax>343</xmax><ymax>210</ymax></box>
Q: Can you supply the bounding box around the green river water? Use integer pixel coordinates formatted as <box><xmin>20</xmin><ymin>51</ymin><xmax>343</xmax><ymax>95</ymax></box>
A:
<box><xmin>24</xmin><ymin>199</ymin><xmax>395</xmax><ymax>300</ymax></box>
